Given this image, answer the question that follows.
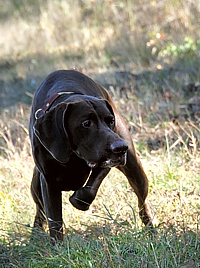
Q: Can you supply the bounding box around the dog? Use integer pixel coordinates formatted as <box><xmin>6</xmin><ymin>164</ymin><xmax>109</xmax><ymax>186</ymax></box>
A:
<box><xmin>29</xmin><ymin>69</ymin><xmax>154</xmax><ymax>242</ymax></box>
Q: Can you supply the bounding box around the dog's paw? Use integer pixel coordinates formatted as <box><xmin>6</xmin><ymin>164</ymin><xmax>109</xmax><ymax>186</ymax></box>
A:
<box><xmin>69</xmin><ymin>195</ymin><xmax>90</xmax><ymax>211</ymax></box>
<box><xmin>69</xmin><ymin>188</ymin><xmax>94</xmax><ymax>211</ymax></box>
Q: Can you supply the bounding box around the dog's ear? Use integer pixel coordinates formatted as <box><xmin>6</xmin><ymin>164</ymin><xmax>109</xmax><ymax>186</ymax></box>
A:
<box><xmin>104</xmin><ymin>99</ymin><xmax>115</xmax><ymax>117</ymax></box>
<box><xmin>33</xmin><ymin>103</ymin><xmax>71</xmax><ymax>163</ymax></box>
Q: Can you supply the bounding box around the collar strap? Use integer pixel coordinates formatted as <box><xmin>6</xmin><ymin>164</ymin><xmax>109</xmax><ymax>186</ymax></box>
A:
<box><xmin>35</xmin><ymin>91</ymin><xmax>74</xmax><ymax>119</ymax></box>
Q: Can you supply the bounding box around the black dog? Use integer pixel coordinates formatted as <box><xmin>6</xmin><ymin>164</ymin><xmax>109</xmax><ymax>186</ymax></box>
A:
<box><xmin>29</xmin><ymin>70</ymin><xmax>154</xmax><ymax>242</ymax></box>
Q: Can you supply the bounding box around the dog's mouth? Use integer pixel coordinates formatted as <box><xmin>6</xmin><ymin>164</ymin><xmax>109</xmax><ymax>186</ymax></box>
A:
<box><xmin>87</xmin><ymin>162</ymin><xmax>98</xmax><ymax>169</ymax></box>
<box><xmin>87</xmin><ymin>152</ymin><xmax>127</xmax><ymax>169</ymax></box>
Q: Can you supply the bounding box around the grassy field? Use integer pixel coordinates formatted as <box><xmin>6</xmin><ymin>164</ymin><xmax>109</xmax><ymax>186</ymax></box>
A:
<box><xmin>0</xmin><ymin>1</ymin><xmax>200</xmax><ymax>267</ymax></box>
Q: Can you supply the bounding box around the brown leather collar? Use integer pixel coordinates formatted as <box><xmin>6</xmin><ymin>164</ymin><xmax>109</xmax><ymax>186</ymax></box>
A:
<box><xmin>35</xmin><ymin>91</ymin><xmax>74</xmax><ymax>119</ymax></box>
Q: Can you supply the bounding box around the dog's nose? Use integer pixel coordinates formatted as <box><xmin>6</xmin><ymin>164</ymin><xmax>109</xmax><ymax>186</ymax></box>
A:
<box><xmin>110</xmin><ymin>140</ymin><xmax>128</xmax><ymax>154</ymax></box>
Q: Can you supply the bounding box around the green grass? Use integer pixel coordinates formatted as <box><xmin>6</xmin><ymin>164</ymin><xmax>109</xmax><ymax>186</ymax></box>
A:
<box><xmin>0</xmin><ymin>136</ymin><xmax>199</xmax><ymax>267</ymax></box>
<box><xmin>0</xmin><ymin>0</ymin><xmax>200</xmax><ymax>267</ymax></box>
<box><xmin>1</xmin><ymin>222</ymin><xmax>199</xmax><ymax>267</ymax></box>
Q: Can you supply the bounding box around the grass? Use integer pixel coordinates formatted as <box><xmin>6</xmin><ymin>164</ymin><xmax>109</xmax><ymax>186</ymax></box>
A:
<box><xmin>1</xmin><ymin>223</ymin><xmax>199</xmax><ymax>267</ymax></box>
<box><xmin>0</xmin><ymin>0</ymin><xmax>200</xmax><ymax>267</ymax></box>
<box><xmin>0</xmin><ymin>106</ymin><xmax>199</xmax><ymax>268</ymax></box>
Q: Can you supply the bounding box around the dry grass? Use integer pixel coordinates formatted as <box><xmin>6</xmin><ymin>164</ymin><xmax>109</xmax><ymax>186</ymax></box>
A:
<box><xmin>0</xmin><ymin>0</ymin><xmax>199</xmax><ymax>68</ymax></box>
<box><xmin>0</xmin><ymin>0</ymin><xmax>200</xmax><ymax>267</ymax></box>
<box><xmin>0</xmin><ymin>101</ymin><xmax>199</xmax><ymax>267</ymax></box>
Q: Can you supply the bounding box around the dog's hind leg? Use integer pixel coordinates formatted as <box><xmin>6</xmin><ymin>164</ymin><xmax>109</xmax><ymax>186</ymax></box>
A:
<box><xmin>31</xmin><ymin>166</ymin><xmax>47</xmax><ymax>231</ymax></box>
<box><xmin>114</xmin><ymin>114</ymin><xmax>154</xmax><ymax>227</ymax></box>
<box><xmin>118</xmin><ymin>150</ymin><xmax>154</xmax><ymax>227</ymax></box>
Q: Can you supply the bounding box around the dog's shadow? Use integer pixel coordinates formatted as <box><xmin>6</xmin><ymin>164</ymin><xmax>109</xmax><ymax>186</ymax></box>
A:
<box><xmin>1</xmin><ymin>221</ymin><xmax>142</xmax><ymax>260</ymax></box>
<box><xmin>1</xmin><ymin>222</ymin><xmax>198</xmax><ymax>267</ymax></box>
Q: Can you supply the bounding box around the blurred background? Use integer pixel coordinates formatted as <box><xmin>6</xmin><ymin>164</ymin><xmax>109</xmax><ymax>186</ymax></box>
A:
<box><xmin>0</xmin><ymin>0</ymin><xmax>199</xmax><ymax>108</ymax></box>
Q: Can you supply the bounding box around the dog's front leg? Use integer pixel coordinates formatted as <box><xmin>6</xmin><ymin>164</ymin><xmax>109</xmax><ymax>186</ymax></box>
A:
<box><xmin>69</xmin><ymin>167</ymin><xmax>110</xmax><ymax>211</ymax></box>
<box><xmin>40</xmin><ymin>174</ymin><xmax>63</xmax><ymax>243</ymax></box>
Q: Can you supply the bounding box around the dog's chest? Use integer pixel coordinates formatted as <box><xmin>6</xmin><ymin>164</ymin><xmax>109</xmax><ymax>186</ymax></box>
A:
<box><xmin>49</xmin><ymin>156</ymin><xmax>91</xmax><ymax>191</ymax></box>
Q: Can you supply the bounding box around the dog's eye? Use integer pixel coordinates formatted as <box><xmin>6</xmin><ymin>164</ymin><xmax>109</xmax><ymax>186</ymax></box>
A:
<box><xmin>82</xmin><ymin>120</ymin><xmax>91</xmax><ymax>128</ymax></box>
<box><xmin>106</xmin><ymin>117</ymin><xmax>115</xmax><ymax>128</ymax></box>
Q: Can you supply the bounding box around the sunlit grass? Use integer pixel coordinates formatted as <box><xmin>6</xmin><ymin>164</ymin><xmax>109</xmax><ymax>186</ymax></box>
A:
<box><xmin>0</xmin><ymin>106</ymin><xmax>199</xmax><ymax>266</ymax></box>
<box><xmin>0</xmin><ymin>0</ymin><xmax>199</xmax><ymax>267</ymax></box>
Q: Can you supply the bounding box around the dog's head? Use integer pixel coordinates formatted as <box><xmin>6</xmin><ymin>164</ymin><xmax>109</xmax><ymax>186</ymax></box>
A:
<box><xmin>33</xmin><ymin>96</ymin><xmax>128</xmax><ymax>168</ymax></box>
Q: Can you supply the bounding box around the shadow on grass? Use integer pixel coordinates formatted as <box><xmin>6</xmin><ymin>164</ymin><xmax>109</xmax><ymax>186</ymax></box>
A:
<box><xmin>0</xmin><ymin>51</ymin><xmax>199</xmax><ymax>111</ymax></box>
<box><xmin>0</xmin><ymin>1</ymin><xmax>47</xmax><ymax>22</ymax></box>
<box><xmin>0</xmin><ymin>221</ymin><xmax>199</xmax><ymax>267</ymax></box>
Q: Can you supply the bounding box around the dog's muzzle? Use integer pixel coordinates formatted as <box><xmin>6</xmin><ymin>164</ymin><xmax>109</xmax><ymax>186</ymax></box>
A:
<box><xmin>87</xmin><ymin>151</ymin><xmax>127</xmax><ymax>169</ymax></box>
<box><xmin>87</xmin><ymin>139</ymin><xmax>128</xmax><ymax>169</ymax></box>
<box><xmin>101</xmin><ymin>151</ymin><xmax>127</xmax><ymax>168</ymax></box>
